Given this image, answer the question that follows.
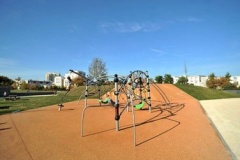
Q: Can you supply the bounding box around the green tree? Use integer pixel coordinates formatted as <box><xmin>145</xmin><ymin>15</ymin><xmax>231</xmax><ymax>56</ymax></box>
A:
<box><xmin>88</xmin><ymin>58</ymin><xmax>108</xmax><ymax>81</ymax></box>
<box><xmin>206</xmin><ymin>73</ymin><xmax>216</xmax><ymax>89</ymax></box>
<box><xmin>220</xmin><ymin>75</ymin><xmax>236</xmax><ymax>89</ymax></box>
<box><xmin>72</xmin><ymin>77</ymin><xmax>84</xmax><ymax>87</ymax></box>
<box><xmin>20</xmin><ymin>81</ymin><xmax>28</xmax><ymax>90</ymax></box>
<box><xmin>11</xmin><ymin>82</ymin><xmax>18</xmax><ymax>89</ymax></box>
<box><xmin>209</xmin><ymin>73</ymin><xmax>215</xmax><ymax>79</ymax></box>
<box><xmin>163</xmin><ymin>74</ymin><xmax>173</xmax><ymax>84</ymax></box>
<box><xmin>155</xmin><ymin>75</ymin><xmax>163</xmax><ymax>83</ymax></box>
<box><xmin>177</xmin><ymin>76</ymin><xmax>188</xmax><ymax>84</ymax></box>
<box><xmin>0</xmin><ymin>76</ymin><xmax>13</xmax><ymax>86</ymax></box>
<box><xmin>225</xmin><ymin>72</ymin><xmax>231</xmax><ymax>82</ymax></box>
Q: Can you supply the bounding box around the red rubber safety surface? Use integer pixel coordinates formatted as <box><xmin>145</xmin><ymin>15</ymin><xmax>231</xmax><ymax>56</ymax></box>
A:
<box><xmin>0</xmin><ymin>84</ymin><xmax>231</xmax><ymax>160</ymax></box>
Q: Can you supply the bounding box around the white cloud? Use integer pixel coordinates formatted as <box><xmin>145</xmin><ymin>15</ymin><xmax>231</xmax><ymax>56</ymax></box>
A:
<box><xmin>172</xmin><ymin>53</ymin><xmax>193</xmax><ymax>57</ymax></box>
<box><xmin>0</xmin><ymin>57</ymin><xmax>16</xmax><ymax>68</ymax></box>
<box><xmin>178</xmin><ymin>17</ymin><xmax>203</xmax><ymax>23</ymax></box>
<box><xmin>150</xmin><ymin>48</ymin><xmax>166</xmax><ymax>56</ymax></box>
<box><xmin>99</xmin><ymin>21</ymin><xmax>162</xmax><ymax>33</ymax></box>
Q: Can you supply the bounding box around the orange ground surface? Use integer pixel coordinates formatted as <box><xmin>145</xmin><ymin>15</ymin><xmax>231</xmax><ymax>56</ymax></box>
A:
<box><xmin>0</xmin><ymin>84</ymin><xmax>231</xmax><ymax>160</ymax></box>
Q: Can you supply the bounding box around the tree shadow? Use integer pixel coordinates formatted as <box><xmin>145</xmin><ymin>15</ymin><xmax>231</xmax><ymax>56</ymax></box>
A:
<box><xmin>20</xmin><ymin>108</ymin><xmax>75</xmax><ymax>113</ymax></box>
<box><xmin>0</xmin><ymin>127</ymin><xmax>12</xmax><ymax>131</ymax></box>
<box><xmin>0</xmin><ymin>106</ymin><xmax>10</xmax><ymax>109</ymax></box>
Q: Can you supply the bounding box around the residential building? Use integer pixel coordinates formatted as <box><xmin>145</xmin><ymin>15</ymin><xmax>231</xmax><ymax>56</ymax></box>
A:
<box><xmin>45</xmin><ymin>72</ymin><xmax>61</xmax><ymax>82</ymax></box>
<box><xmin>187</xmin><ymin>75</ymin><xmax>208</xmax><ymax>87</ymax></box>
<box><xmin>54</xmin><ymin>76</ymin><xmax>64</xmax><ymax>88</ymax></box>
<box><xmin>26</xmin><ymin>80</ymin><xmax>52</xmax><ymax>88</ymax></box>
<box><xmin>230</xmin><ymin>76</ymin><xmax>240</xmax><ymax>87</ymax></box>
<box><xmin>173</xmin><ymin>75</ymin><xmax>208</xmax><ymax>87</ymax></box>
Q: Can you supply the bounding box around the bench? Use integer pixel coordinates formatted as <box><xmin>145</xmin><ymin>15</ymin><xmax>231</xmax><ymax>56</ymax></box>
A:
<box><xmin>4</xmin><ymin>95</ymin><xmax>20</xmax><ymax>101</ymax></box>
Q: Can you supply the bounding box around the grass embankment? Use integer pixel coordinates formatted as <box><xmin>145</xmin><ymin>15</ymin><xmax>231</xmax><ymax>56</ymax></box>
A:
<box><xmin>2</xmin><ymin>84</ymin><xmax>239</xmax><ymax>115</ymax></box>
<box><xmin>175</xmin><ymin>84</ymin><xmax>240</xmax><ymax>100</ymax></box>
<box><xmin>0</xmin><ymin>85</ymin><xmax>104</xmax><ymax>115</ymax></box>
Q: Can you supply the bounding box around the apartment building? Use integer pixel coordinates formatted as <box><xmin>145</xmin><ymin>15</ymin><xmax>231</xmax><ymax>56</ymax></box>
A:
<box><xmin>173</xmin><ymin>75</ymin><xmax>208</xmax><ymax>87</ymax></box>
<box><xmin>26</xmin><ymin>80</ymin><xmax>52</xmax><ymax>88</ymax></box>
<box><xmin>45</xmin><ymin>72</ymin><xmax>60</xmax><ymax>82</ymax></box>
<box><xmin>230</xmin><ymin>76</ymin><xmax>240</xmax><ymax>87</ymax></box>
<box><xmin>54</xmin><ymin>76</ymin><xmax>65</xmax><ymax>88</ymax></box>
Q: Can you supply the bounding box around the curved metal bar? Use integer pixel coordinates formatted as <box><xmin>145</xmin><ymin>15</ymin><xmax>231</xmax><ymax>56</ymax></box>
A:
<box><xmin>81</xmin><ymin>101</ymin><xmax>89</xmax><ymax>137</ymax></box>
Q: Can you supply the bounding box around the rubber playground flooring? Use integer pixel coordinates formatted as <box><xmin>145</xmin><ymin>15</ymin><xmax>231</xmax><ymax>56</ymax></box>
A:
<box><xmin>0</xmin><ymin>84</ymin><xmax>231</xmax><ymax>160</ymax></box>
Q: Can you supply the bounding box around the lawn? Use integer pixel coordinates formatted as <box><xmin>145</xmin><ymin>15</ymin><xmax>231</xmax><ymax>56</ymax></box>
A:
<box><xmin>0</xmin><ymin>92</ymin><xmax>78</xmax><ymax>115</ymax></box>
<box><xmin>175</xmin><ymin>84</ymin><xmax>240</xmax><ymax>100</ymax></box>
<box><xmin>0</xmin><ymin>85</ymin><xmax>112</xmax><ymax>115</ymax></box>
<box><xmin>2</xmin><ymin>84</ymin><xmax>239</xmax><ymax>115</ymax></box>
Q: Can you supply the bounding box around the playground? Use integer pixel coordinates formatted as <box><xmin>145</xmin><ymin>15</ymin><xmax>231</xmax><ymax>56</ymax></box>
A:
<box><xmin>0</xmin><ymin>70</ymin><xmax>233</xmax><ymax>160</ymax></box>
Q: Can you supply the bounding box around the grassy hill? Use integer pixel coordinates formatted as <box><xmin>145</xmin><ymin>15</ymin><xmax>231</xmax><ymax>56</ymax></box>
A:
<box><xmin>1</xmin><ymin>84</ymin><xmax>240</xmax><ymax>115</ymax></box>
<box><xmin>175</xmin><ymin>84</ymin><xmax>240</xmax><ymax>100</ymax></box>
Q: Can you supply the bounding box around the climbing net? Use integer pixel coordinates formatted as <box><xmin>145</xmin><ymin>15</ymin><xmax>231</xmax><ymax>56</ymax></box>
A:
<box><xmin>57</xmin><ymin>69</ymin><xmax>176</xmax><ymax>146</ymax></box>
<box><xmin>81</xmin><ymin>70</ymin><xmax>152</xmax><ymax>146</ymax></box>
<box><xmin>125</xmin><ymin>70</ymin><xmax>152</xmax><ymax>111</ymax></box>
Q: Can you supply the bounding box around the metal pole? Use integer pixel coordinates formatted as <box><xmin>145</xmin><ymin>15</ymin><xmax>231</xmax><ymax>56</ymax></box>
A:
<box><xmin>146</xmin><ymin>71</ymin><xmax>152</xmax><ymax>113</ymax></box>
<box><xmin>130</xmin><ymin>95</ymin><xmax>136</xmax><ymax>146</ymax></box>
<box><xmin>114</xmin><ymin>74</ymin><xmax>120</xmax><ymax>131</ymax></box>
<box><xmin>81</xmin><ymin>78</ymin><xmax>89</xmax><ymax>137</ymax></box>
<box><xmin>97</xmin><ymin>79</ymin><xmax>101</xmax><ymax>106</ymax></box>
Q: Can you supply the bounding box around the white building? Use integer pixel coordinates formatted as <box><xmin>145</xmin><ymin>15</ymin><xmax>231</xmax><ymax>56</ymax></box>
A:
<box><xmin>230</xmin><ymin>76</ymin><xmax>240</xmax><ymax>87</ymax></box>
<box><xmin>45</xmin><ymin>72</ymin><xmax>61</xmax><ymax>82</ymax></box>
<box><xmin>54</xmin><ymin>76</ymin><xmax>64</xmax><ymax>88</ymax></box>
<box><xmin>26</xmin><ymin>80</ymin><xmax>52</xmax><ymax>88</ymax></box>
<box><xmin>172</xmin><ymin>76</ymin><xmax>180</xmax><ymax>84</ymax></box>
<box><xmin>173</xmin><ymin>75</ymin><xmax>208</xmax><ymax>87</ymax></box>
<box><xmin>187</xmin><ymin>75</ymin><xmax>208</xmax><ymax>87</ymax></box>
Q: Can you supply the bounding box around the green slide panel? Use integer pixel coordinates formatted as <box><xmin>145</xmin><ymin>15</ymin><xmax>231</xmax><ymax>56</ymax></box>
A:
<box><xmin>99</xmin><ymin>98</ymin><xmax>109</xmax><ymax>104</ymax></box>
<box><xmin>135</xmin><ymin>101</ymin><xmax>145</xmax><ymax>109</ymax></box>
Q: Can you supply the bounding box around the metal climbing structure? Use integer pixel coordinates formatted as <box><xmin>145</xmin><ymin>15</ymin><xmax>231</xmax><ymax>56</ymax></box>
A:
<box><xmin>58</xmin><ymin>69</ymin><xmax>172</xmax><ymax>146</ymax></box>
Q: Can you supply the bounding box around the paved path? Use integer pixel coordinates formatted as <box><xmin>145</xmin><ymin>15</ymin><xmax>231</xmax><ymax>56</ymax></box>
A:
<box><xmin>0</xmin><ymin>84</ymin><xmax>232</xmax><ymax>160</ymax></box>
<box><xmin>200</xmin><ymin>98</ymin><xmax>240</xmax><ymax>160</ymax></box>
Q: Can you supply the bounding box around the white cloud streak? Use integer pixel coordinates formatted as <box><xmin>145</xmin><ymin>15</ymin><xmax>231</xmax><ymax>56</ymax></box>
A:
<box><xmin>150</xmin><ymin>48</ymin><xmax>166</xmax><ymax>56</ymax></box>
<box><xmin>0</xmin><ymin>57</ymin><xmax>16</xmax><ymax>68</ymax></box>
<box><xmin>178</xmin><ymin>17</ymin><xmax>203</xmax><ymax>23</ymax></box>
<box><xmin>100</xmin><ymin>22</ymin><xmax>162</xmax><ymax>33</ymax></box>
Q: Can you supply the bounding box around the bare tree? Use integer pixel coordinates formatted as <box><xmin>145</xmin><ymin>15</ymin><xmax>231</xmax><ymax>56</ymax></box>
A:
<box><xmin>88</xmin><ymin>58</ymin><xmax>108</xmax><ymax>80</ymax></box>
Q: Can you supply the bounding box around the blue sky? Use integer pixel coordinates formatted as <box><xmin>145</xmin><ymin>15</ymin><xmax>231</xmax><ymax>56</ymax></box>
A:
<box><xmin>1</xmin><ymin>0</ymin><xmax>240</xmax><ymax>80</ymax></box>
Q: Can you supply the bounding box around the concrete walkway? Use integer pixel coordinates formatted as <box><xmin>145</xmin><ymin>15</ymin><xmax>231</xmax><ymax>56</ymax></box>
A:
<box><xmin>200</xmin><ymin>98</ymin><xmax>240</xmax><ymax>160</ymax></box>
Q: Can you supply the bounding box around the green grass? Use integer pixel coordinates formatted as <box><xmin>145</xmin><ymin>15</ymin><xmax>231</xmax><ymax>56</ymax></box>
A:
<box><xmin>2</xmin><ymin>84</ymin><xmax>238</xmax><ymax>115</ymax></box>
<box><xmin>0</xmin><ymin>85</ymin><xmax>114</xmax><ymax>115</ymax></box>
<box><xmin>175</xmin><ymin>84</ymin><xmax>240</xmax><ymax>100</ymax></box>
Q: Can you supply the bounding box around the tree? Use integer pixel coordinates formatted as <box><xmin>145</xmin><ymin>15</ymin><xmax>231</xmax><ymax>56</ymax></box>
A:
<box><xmin>72</xmin><ymin>77</ymin><xmax>84</xmax><ymax>87</ymax></box>
<box><xmin>88</xmin><ymin>58</ymin><xmax>108</xmax><ymax>81</ymax></box>
<box><xmin>177</xmin><ymin>76</ymin><xmax>188</xmax><ymax>84</ymax></box>
<box><xmin>11</xmin><ymin>82</ymin><xmax>18</xmax><ymax>89</ymax></box>
<box><xmin>155</xmin><ymin>75</ymin><xmax>163</xmax><ymax>83</ymax></box>
<box><xmin>225</xmin><ymin>72</ymin><xmax>231</xmax><ymax>82</ymax></box>
<box><xmin>0</xmin><ymin>76</ymin><xmax>13</xmax><ymax>86</ymax></box>
<box><xmin>20</xmin><ymin>81</ymin><xmax>28</xmax><ymax>90</ymax></box>
<box><xmin>206</xmin><ymin>72</ymin><xmax>236</xmax><ymax>89</ymax></box>
<box><xmin>206</xmin><ymin>73</ymin><xmax>217</xmax><ymax>89</ymax></box>
<box><xmin>163</xmin><ymin>74</ymin><xmax>173</xmax><ymax>84</ymax></box>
